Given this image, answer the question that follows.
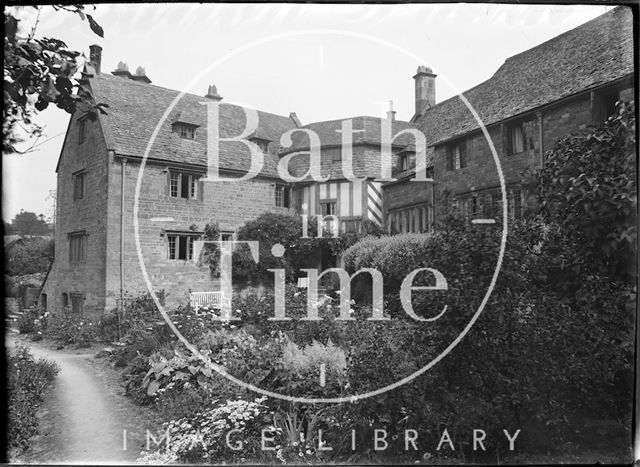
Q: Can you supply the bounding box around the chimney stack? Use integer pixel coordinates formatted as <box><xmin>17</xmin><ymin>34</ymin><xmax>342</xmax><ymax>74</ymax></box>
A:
<box><xmin>413</xmin><ymin>65</ymin><xmax>437</xmax><ymax>116</ymax></box>
<box><xmin>88</xmin><ymin>44</ymin><xmax>102</xmax><ymax>74</ymax></box>
<box><xmin>112</xmin><ymin>61</ymin><xmax>132</xmax><ymax>79</ymax></box>
<box><xmin>205</xmin><ymin>85</ymin><xmax>223</xmax><ymax>101</ymax></box>
<box><xmin>386</xmin><ymin>100</ymin><xmax>396</xmax><ymax>121</ymax></box>
<box><xmin>131</xmin><ymin>65</ymin><xmax>152</xmax><ymax>83</ymax></box>
<box><xmin>289</xmin><ymin>112</ymin><xmax>302</xmax><ymax>127</ymax></box>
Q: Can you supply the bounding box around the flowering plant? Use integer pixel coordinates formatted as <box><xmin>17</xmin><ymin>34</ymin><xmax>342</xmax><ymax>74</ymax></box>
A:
<box><xmin>137</xmin><ymin>397</ymin><xmax>272</xmax><ymax>464</ymax></box>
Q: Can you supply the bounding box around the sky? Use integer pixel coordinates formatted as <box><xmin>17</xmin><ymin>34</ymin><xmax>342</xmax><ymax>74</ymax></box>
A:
<box><xmin>2</xmin><ymin>3</ymin><xmax>612</xmax><ymax>223</ymax></box>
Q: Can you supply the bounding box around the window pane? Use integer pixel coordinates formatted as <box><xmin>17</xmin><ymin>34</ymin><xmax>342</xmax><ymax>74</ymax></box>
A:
<box><xmin>180</xmin><ymin>174</ymin><xmax>189</xmax><ymax>198</ymax></box>
<box><xmin>284</xmin><ymin>187</ymin><xmax>291</xmax><ymax>208</ymax></box>
<box><xmin>275</xmin><ymin>185</ymin><xmax>283</xmax><ymax>207</ymax></box>
<box><xmin>168</xmin><ymin>236</ymin><xmax>176</xmax><ymax>259</ymax></box>
<box><xmin>178</xmin><ymin>236</ymin><xmax>188</xmax><ymax>260</ymax></box>
<box><xmin>512</xmin><ymin>125</ymin><xmax>524</xmax><ymax>153</ymax></box>
<box><xmin>74</xmin><ymin>173</ymin><xmax>85</xmax><ymax>200</ymax></box>
<box><xmin>190</xmin><ymin>176</ymin><xmax>197</xmax><ymax>199</ymax></box>
<box><xmin>170</xmin><ymin>173</ymin><xmax>179</xmax><ymax>197</ymax></box>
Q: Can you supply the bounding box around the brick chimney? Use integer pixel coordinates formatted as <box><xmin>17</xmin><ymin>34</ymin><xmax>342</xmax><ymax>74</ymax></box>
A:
<box><xmin>131</xmin><ymin>66</ymin><xmax>152</xmax><ymax>84</ymax></box>
<box><xmin>112</xmin><ymin>61</ymin><xmax>132</xmax><ymax>79</ymax></box>
<box><xmin>413</xmin><ymin>65</ymin><xmax>437</xmax><ymax>116</ymax></box>
<box><xmin>88</xmin><ymin>44</ymin><xmax>102</xmax><ymax>74</ymax></box>
<box><xmin>205</xmin><ymin>85</ymin><xmax>223</xmax><ymax>101</ymax></box>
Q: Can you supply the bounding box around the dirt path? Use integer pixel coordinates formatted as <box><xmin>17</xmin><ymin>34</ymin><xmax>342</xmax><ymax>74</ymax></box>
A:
<box><xmin>8</xmin><ymin>336</ymin><xmax>159</xmax><ymax>464</ymax></box>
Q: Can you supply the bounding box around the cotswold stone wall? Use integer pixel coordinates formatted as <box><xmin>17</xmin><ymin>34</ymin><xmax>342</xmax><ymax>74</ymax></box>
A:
<box><xmin>104</xmin><ymin>160</ymin><xmax>292</xmax><ymax>311</ymax></box>
<box><xmin>429</xmin><ymin>94</ymin><xmax>595</xmax><ymax>218</ymax></box>
<box><xmin>42</xmin><ymin>112</ymin><xmax>111</xmax><ymax>316</ymax></box>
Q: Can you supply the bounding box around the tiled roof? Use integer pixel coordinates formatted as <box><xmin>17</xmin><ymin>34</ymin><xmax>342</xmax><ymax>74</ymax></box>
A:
<box><xmin>280</xmin><ymin>116</ymin><xmax>419</xmax><ymax>154</ymax></box>
<box><xmin>90</xmin><ymin>74</ymin><xmax>297</xmax><ymax>177</ymax></box>
<box><xmin>418</xmin><ymin>6</ymin><xmax>635</xmax><ymax>145</ymax></box>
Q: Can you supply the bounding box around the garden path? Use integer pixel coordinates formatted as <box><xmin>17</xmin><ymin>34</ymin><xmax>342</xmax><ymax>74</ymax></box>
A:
<box><xmin>8</xmin><ymin>336</ymin><xmax>156</xmax><ymax>464</ymax></box>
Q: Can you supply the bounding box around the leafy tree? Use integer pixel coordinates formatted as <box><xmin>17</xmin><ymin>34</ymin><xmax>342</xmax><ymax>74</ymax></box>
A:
<box><xmin>4</xmin><ymin>5</ymin><xmax>106</xmax><ymax>154</ymax></box>
<box><xmin>5</xmin><ymin>237</ymin><xmax>54</xmax><ymax>275</ymax></box>
<box><xmin>232</xmin><ymin>212</ymin><xmax>385</xmax><ymax>285</ymax></box>
<box><xmin>233</xmin><ymin>212</ymin><xmax>320</xmax><ymax>284</ymax></box>
<box><xmin>538</xmin><ymin>101</ymin><xmax>636</xmax><ymax>282</ymax></box>
<box><xmin>10</xmin><ymin>210</ymin><xmax>50</xmax><ymax>236</ymax></box>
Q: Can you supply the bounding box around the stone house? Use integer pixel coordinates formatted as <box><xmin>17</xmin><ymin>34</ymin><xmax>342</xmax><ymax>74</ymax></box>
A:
<box><xmin>41</xmin><ymin>53</ymin><xmax>419</xmax><ymax>316</ymax></box>
<box><xmin>41</xmin><ymin>6</ymin><xmax>634</xmax><ymax>316</ymax></box>
<box><xmin>383</xmin><ymin>6</ymin><xmax>635</xmax><ymax>228</ymax></box>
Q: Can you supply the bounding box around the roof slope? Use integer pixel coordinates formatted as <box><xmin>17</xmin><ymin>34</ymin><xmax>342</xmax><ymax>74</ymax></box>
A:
<box><xmin>418</xmin><ymin>6</ymin><xmax>635</xmax><ymax>145</ymax></box>
<box><xmin>90</xmin><ymin>73</ymin><xmax>296</xmax><ymax>177</ymax></box>
<box><xmin>280</xmin><ymin>116</ymin><xmax>419</xmax><ymax>153</ymax></box>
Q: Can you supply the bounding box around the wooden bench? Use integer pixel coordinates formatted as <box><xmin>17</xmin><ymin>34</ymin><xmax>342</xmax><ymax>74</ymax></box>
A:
<box><xmin>189</xmin><ymin>291</ymin><xmax>228</xmax><ymax>313</ymax></box>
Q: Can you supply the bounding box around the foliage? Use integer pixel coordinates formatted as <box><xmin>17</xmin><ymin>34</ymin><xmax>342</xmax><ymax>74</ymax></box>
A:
<box><xmin>7</xmin><ymin>210</ymin><xmax>50</xmax><ymax>236</ymax></box>
<box><xmin>5</xmin><ymin>236</ymin><xmax>54</xmax><ymax>275</ymax></box>
<box><xmin>233</xmin><ymin>212</ymin><xmax>384</xmax><ymax>285</ymax></box>
<box><xmin>538</xmin><ymin>101</ymin><xmax>636</xmax><ymax>282</ymax></box>
<box><xmin>46</xmin><ymin>310</ymin><xmax>97</xmax><ymax>347</ymax></box>
<box><xmin>233</xmin><ymin>212</ymin><xmax>319</xmax><ymax>284</ymax></box>
<box><xmin>7</xmin><ymin>345</ymin><xmax>60</xmax><ymax>456</ymax></box>
<box><xmin>137</xmin><ymin>397</ymin><xmax>274</xmax><ymax>464</ymax></box>
<box><xmin>199</xmin><ymin>222</ymin><xmax>221</xmax><ymax>278</ymax></box>
<box><xmin>16</xmin><ymin>306</ymin><xmax>44</xmax><ymax>335</ymax></box>
<box><xmin>4</xmin><ymin>5</ymin><xmax>106</xmax><ymax>154</ymax></box>
<box><xmin>339</xmin><ymin>215</ymin><xmax>634</xmax><ymax>457</ymax></box>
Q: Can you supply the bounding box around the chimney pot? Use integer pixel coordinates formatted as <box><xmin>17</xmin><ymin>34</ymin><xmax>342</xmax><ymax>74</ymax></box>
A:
<box><xmin>112</xmin><ymin>61</ymin><xmax>133</xmax><ymax>79</ymax></box>
<box><xmin>413</xmin><ymin>65</ymin><xmax>437</xmax><ymax>117</ymax></box>
<box><xmin>88</xmin><ymin>44</ymin><xmax>102</xmax><ymax>74</ymax></box>
<box><xmin>130</xmin><ymin>65</ymin><xmax>152</xmax><ymax>83</ymax></box>
<box><xmin>205</xmin><ymin>84</ymin><xmax>223</xmax><ymax>101</ymax></box>
<box><xmin>386</xmin><ymin>100</ymin><xmax>396</xmax><ymax>121</ymax></box>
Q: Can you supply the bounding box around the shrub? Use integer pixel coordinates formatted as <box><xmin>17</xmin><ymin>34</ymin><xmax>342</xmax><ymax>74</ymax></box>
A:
<box><xmin>46</xmin><ymin>311</ymin><xmax>97</xmax><ymax>347</ymax></box>
<box><xmin>538</xmin><ymin>101</ymin><xmax>636</xmax><ymax>282</ymax></box>
<box><xmin>7</xmin><ymin>345</ymin><xmax>60</xmax><ymax>455</ymax></box>
<box><xmin>336</xmin><ymin>215</ymin><xmax>634</xmax><ymax>458</ymax></box>
<box><xmin>16</xmin><ymin>306</ymin><xmax>40</xmax><ymax>334</ymax></box>
<box><xmin>137</xmin><ymin>397</ymin><xmax>275</xmax><ymax>464</ymax></box>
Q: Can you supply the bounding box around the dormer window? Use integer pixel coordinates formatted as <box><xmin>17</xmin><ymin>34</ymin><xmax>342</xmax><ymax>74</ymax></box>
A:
<box><xmin>251</xmin><ymin>138</ymin><xmax>270</xmax><ymax>153</ymax></box>
<box><xmin>172</xmin><ymin>122</ymin><xmax>197</xmax><ymax>140</ymax></box>
<box><xmin>399</xmin><ymin>152</ymin><xmax>416</xmax><ymax>171</ymax></box>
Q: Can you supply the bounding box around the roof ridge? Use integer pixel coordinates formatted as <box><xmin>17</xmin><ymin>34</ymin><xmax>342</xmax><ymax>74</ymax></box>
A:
<box><xmin>419</xmin><ymin>5</ymin><xmax>627</xmax><ymax>118</ymax></box>
<box><xmin>500</xmin><ymin>6</ymin><xmax>620</xmax><ymax>68</ymax></box>
<box><xmin>92</xmin><ymin>73</ymin><xmax>292</xmax><ymax>121</ymax></box>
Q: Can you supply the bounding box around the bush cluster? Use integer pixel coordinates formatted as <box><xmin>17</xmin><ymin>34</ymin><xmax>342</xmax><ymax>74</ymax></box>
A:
<box><xmin>7</xmin><ymin>345</ymin><xmax>60</xmax><ymax>456</ymax></box>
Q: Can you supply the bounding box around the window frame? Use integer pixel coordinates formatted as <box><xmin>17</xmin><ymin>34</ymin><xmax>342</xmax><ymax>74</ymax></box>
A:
<box><xmin>168</xmin><ymin>170</ymin><xmax>200</xmax><ymax>200</ymax></box>
<box><xmin>172</xmin><ymin>122</ymin><xmax>197</xmax><ymax>140</ymax></box>
<box><xmin>387</xmin><ymin>203</ymin><xmax>431</xmax><ymax>234</ymax></box>
<box><xmin>320</xmin><ymin>200</ymin><xmax>337</xmax><ymax>216</ymax></box>
<box><xmin>506</xmin><ymin>119</ymin><xmax>535</xmax><ymax>155</ymax></box>
<box><xmin>167</xmin><ymin>231</ymin><xmax>202</xmax><ymax>261</ymax></box>
<box><xmin>275</xmin><ymin>184</ymin><xmax>292</xmax><ymax>208</ymax></box>
<box><xmin>68</xmin><ymin>231</ymin><xmax>87</xmax><ymax>264</ymax></box>
<box><xmin>78</xmin><ymin>118</ymin><xmax>86</xmax><ymax>144</ymax></box>
<box><xmin>70</xmin><ymin>293</ymin><xmax>85</xmax><ymax>314</ymax></box>
<box><xmin>447</xmin><ymin>140</ymin><xmax>467</xmax><ymax>170</ymax></box>
<box><xmin>73</xmin><ymin>170</ymin><xmax>86</xmax><ymax>201</ymax></box>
